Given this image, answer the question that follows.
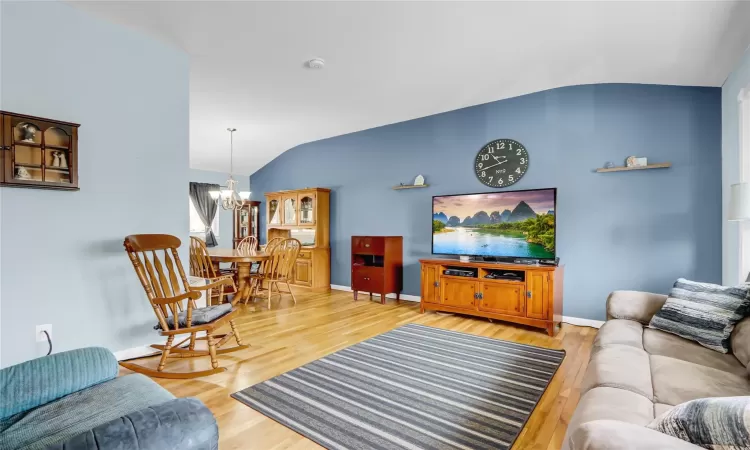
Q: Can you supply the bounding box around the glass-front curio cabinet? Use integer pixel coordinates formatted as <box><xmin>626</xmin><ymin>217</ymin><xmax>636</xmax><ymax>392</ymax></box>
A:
<box><xmin>234</xmin><ymin>200</ymin><xmax>260</xmax><ymax>249</ymax></box>
<box><xmin>0</xmin><ymin>111</ymin><xmax>80</xmax><ymax>190</ymax></box>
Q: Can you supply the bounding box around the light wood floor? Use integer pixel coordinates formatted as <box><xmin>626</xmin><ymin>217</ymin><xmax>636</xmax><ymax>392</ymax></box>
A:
<box><xmin>121</xmin><ymin>288</ymin><xmax>596</xmax><ymax>450</ymax></box>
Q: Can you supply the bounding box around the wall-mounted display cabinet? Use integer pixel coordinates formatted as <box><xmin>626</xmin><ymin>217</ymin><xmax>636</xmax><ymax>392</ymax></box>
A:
<box><xmin>265</xmin><ymin>188</ymin><xmax>330</xmax><ymax>291</ymax></box>
<box><xmin>0</xmin><ymin>111</ymin><xmax>79</xmax><ymax>190</ymax></box>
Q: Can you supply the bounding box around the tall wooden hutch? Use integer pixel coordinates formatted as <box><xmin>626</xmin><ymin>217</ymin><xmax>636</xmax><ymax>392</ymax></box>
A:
<box><xmin>233</xmin><ymin>200</ymin><xmax>260</xmax><ymax>249</ymax></box>
<box><xmin>265</xmin><ymin>188</ymin><xmax>330</xmax><ymax>291</ymax></box>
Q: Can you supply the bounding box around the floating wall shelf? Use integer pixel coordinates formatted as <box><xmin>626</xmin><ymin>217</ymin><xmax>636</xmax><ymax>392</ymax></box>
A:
<box><xmin>596</xmin><ymin>163</ymin><xmax>671</xmax><ymax>173</ymax></box>
<box><xmin>392</xmin><ymin>184</ymin><xmax>429</xmax><ymax>190</ymax></box>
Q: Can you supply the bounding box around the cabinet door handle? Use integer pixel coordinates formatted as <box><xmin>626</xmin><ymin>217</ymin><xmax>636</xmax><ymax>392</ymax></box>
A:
<box><xmin>365</xmin><ymin>244</ymin><xmax>370</xmax><ymax>247</ymax></box>
<box><xmin>527</xmin><ymin>291</ymin><xmax>532</xmax><ymax>298</ymax></box>
<box><xmin>433</xmin><ymin>281</ymin><xmax>439</xmax><ymax>287</ymax></box>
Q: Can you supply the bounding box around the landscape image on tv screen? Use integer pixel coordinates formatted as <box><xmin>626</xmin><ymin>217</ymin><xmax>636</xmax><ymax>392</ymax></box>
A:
<box><xmin>432</xmin><ymin>189</ymin><xmax>556</xmax><ymax>259</ymax></box>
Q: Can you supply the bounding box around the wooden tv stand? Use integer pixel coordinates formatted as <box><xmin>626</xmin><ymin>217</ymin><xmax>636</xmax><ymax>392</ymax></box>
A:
<box><xmin>419</xmin><ymin>258</ymin><xmax>564</xmax><ymax>336</ymax></box>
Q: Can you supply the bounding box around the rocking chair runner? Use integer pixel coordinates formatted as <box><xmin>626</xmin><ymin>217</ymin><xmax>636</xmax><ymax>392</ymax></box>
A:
<box><xmin>122</xmin><ymin>234</ymin><xmax>248</xmax><ymax>379</ymax></box>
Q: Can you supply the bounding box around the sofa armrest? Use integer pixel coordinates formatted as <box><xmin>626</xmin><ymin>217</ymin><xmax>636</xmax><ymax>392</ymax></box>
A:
<box><xmin>45</xmin><ymin>398</ymin><xmax>218</xmax><ymax>450</ymax></box>
<box><xmin>568</xmin><ymin>420</ymin><xmax>702</xmax><ymax>450</ymax></box>
<box><xmin>0</xmin><ymin>347</ymin><xmax>117</xmax><ymax>421</ymax></box>
<box><xmin>606</xmin><ymin>290</ymin><xmax>668</xmax><ymax>325</ymax></box>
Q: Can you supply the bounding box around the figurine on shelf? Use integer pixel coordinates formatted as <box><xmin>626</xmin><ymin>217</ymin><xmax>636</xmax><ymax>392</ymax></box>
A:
<box><xmin>15</xmin><ymin>167</ymin><xmax>32</xmax><ymax>180</ymax></box>
<box><xmin>18</xmin><ymin>122</ymin><xmax>40</xmax><ymax>143</ymax></box>
<box><xmin>51</xmin><ymin>151</ymin><xmax>68</xmax><ymax>169</ymax></box>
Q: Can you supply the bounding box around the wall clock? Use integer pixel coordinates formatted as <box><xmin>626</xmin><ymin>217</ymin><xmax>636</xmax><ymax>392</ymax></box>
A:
<box><xmin>474</xmin><ymin>139</ymin><xmax>529</xmax><ymax>188</ymax></box>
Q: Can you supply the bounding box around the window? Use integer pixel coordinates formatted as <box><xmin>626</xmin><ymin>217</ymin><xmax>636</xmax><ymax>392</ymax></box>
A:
<box><xmin>189</xmin><ymin>198</ymin><xmax>219</xmax><ymax>236</ymax></box>
<box><xmin>739</xmin><ymin>86</ymin><xmax>750</xmax><ymax>281</ymax></box>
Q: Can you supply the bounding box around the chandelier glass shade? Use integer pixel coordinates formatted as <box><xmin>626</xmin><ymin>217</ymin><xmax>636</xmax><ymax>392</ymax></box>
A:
<box><xmin>210</xmin><ymin>128</ymin><xmax>251</xmax><ymax>211</ymax></box>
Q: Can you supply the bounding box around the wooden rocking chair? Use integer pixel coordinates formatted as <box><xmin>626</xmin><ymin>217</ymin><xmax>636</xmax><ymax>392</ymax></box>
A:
<box><xmin>122</xmin><ymin>234</ymin><xmax>248</xmax><ymax>379</ymax></box>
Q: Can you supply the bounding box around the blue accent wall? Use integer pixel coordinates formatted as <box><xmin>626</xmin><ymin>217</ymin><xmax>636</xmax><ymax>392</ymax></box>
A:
<box><xmin>250</xmin><ymin>84</ymin><xmax>722</xmax><ymax>320</ymax></box>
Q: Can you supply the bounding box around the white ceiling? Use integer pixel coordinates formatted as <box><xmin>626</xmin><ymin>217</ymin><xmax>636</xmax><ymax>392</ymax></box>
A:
<box><xmin>71</xmin><ymin>0</ymin><xmax>750</xmax><ymax>176</ymax></box>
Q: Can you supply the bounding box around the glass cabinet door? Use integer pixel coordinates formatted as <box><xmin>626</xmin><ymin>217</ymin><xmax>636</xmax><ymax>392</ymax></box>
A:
<box><xmin>268</xmin><ymin>197</ymin><xmax>281</xmax><ymax>225</ymax></box>
<box><xmin>299</xmin><ymin>193</ymin><xmax>315</xmax><ymax>225</ymax></box>
<box><xmin>6</xmin><ymin>116</ymin><xmax>74</xmax><ymax>187</ymax></box>
<box><xmin>239</xmin><ymin>207</ymin><xmax>249</xmax><ymax>238</ymax></box>
<box><xmin>282</xmin><ymin>194</ymin><xmax>297</xmax><ymax>225</ymax></box>
<box><xmin>251</xmin><ymin>204</ymin><xmax>259</xmax><ymax>240</ymax></box>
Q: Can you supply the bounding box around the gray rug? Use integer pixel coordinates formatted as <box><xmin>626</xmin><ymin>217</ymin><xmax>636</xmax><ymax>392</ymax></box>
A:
<box><xmin>232</xmin><ymin>323</ymin><xmax>565</xmax><ymax>450</ymax></box>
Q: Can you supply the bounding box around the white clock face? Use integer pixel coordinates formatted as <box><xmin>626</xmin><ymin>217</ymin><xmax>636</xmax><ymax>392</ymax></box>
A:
<box><xmin>475</xmin><ymin>139</ymin><xmax>529</xmax><ymax>188</ymax></box>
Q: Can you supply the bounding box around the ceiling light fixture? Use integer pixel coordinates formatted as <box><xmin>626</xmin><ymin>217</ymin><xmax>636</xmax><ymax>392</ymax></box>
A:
<box><xmin>209</xmin><ymin>128</ymin><xmax>251</xmax><ymax>211</ymax></box>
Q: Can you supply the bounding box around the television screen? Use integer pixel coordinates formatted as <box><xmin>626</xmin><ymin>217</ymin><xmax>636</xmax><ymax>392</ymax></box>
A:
<box><xmin>432</xmin><ymin>188</ymin><xmax>556</xmax><ymax>259</ymax></box>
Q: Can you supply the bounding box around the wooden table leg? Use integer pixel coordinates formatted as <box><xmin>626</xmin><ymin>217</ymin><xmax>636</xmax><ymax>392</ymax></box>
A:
<box><xmin>237</xmin><ymin>262</ymin><xmax>251</xmax><ymax>303</ymax></box>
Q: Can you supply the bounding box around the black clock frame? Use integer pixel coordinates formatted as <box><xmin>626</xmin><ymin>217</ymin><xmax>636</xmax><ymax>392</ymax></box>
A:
<box><xmin>474</xmin><ymin>139</ymin><xmax>529</xmax><ymax>188</ymax></box>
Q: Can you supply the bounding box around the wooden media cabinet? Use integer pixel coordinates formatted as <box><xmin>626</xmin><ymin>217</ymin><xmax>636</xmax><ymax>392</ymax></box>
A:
<box><xmin>419</xmin><ymin>259</ymin><xmax>564</xmax><ymax>336</ymax></box>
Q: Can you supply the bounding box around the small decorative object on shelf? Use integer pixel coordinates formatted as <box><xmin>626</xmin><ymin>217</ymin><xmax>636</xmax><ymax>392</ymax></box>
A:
<box><xmin>626</xmin><ymin>156</ymin><xmax>648</xmax><ymax>167</ymax></box>
<box><xmin>603</xmin><ymin>161</ymin><xmax>614</xmax><ymax>169</ymax></box>
<box><xmin>17</xmin><ymin>122</ymin><xmax>39</xmax><ymax>142</ymax></box>
<box><xmin>392</xmin><ymin>175</ymin><xmax>429</xmax><ymax>190</ymax></box>
<box><xmin>15</xmin><ymin>167</ymin><xmax>31</xmax><ymax>180</ymax></box>
<box><xmin>414</xmin><ymin>174</ymin><xmax>425</xmax><ymax>186</ymax></box>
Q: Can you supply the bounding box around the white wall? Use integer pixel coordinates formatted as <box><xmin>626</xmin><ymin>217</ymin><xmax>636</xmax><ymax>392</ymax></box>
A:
<box><xmin>189</xmin><ymin>168</ymin><xmax>250</xmax><ymax>249</ymax></box>
<box><xmin>0</xmin><ymin>2</ymin><xmax>189</xmax><ymax>367</ymax></box>
<box><xmin>723</xmin><ymin>46</ymin><xmax>750</xmax><ymax>286</ymax></box>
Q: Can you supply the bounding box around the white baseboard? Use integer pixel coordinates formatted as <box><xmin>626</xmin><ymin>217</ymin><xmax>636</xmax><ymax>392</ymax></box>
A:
<box><xmin>332</xmin><ymin>284</ymin><xmax>603</xmax><ymax>328</ymax></box>
<box><xmin>330</xmin><ymin>285</ymin><xmax>420</xmax><ymax>302</ymax></box>
<box><xmin>114</xmin><ymin>331</ymin><xmax>207</xmax><ymax>361</ymax></box>
<box><xmin>332</xmin><ymin>284</ymin><xmax>604</xmax><ymax>328</ymax></box>
<box><xmin>562</xmin><ymin>316</ymin><xmax>604</xmax><ymax>328</ymax></box>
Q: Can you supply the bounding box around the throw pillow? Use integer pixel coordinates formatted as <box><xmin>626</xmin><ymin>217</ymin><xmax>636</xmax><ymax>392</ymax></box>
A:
<box><xmin>647</xmin><ymin>397</ymin><xmax>750</xmax><ymax>449</ymax></box>
<box><xmin>649</xmin><ymin>278</ymin><xmax>750</xmax><ymax>353</ymax></box>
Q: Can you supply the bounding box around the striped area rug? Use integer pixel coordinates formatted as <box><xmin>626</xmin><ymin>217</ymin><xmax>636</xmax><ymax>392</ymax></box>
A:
<box><xmin>232</xmin><ymin>323</ymin><xmax>565</xmax><ymax>450</ymax></box>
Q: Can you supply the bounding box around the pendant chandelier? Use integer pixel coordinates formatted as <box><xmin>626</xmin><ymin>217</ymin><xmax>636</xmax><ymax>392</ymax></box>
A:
<box><xmin>209</xmin><ymin>128</ymin><xmax>251</xmax><ymax>211</ymax></box>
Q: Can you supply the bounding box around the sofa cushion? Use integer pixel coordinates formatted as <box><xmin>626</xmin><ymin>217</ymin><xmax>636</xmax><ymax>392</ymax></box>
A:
<box><xmin>648</xmin><ymin>278</ymin><xmax>750</xmax><ymax>353</ymax></box>
<box><xmin>0</xmin><ymin>347</ymin><xmax>118</xmax><ymax>422</ymax></box>
<box><xmin>650</xmin><ymin>355</ymin><xmax>750</xmax><ymax>406</ymax></box>
<box><xmin>647</xmin><ymin>397</ymin><xmax>750</xmax><ymax>449</ymax></box>
<box><xmin>45</xmin><ymin>398</ymin><xmax>218</xmax><ymax>450</ymax></box>
<box><xmin>731</xmin><ymin>316</ymin><xmax>750</xmax><ymax>367</ymax></box>
<box><xmin>643</xmin><ymin>328</ymin><xmax>747</xmax><ymax>377</ymax></box>
<box><xmin>593</xmin><ymin>319</ymin><xmax>644</xmax><ymax>350</ymax></box>
<box><xmin>154</xmin><ymin>303</ymin><xmax>232</xmax><ymax>330</ymax></box>
<box><xmin>582</xmin><ymin>345</ymin><xmax>653</xmax><ymax>400</ymax></box>
<box><xmin>567</xmin><ymin>387</ymin><xmax>655</xmax><ymax>433</ymax></box>
<box><xmin>0</xmin><ymin>374</ymin><xmax>175</xmax><ymax>450</ymax></box>
<box><xmin>568</xmin><ymin>420</ymin><xmax>703</xmax><ymax>450</ymax></box>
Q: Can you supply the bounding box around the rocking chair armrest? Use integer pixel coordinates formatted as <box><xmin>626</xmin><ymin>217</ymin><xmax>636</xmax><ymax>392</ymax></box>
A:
<box><xmin>190</xmin><ymin>277</ymin><xmax>234</xmax><ymax>291</ymax></box>
<box><xmin>152</xmin><ymin>291</ymin><xmax>201</xmax><ymax>305</ymax></box>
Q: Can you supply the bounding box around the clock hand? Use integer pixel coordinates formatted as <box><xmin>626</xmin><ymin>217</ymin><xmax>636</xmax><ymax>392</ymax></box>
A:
<box><xmin>480</xmin><ymin>160</ymin><xmax>508</xmax><ymax>171</ymax></box>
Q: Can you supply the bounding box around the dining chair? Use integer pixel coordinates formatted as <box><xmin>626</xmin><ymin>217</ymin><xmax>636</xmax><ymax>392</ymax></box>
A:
<box><xmin>246</xmin><ymin>237</ymin><xmax>284</xmax><ymax>303</ymax></box>
<box><xmin>122</xmin><ymin>234</ymin><xmax>248</xmax><ymax>378</ymax></box>
<box><xmin>189</xmin><ymin>236</ymin><xmax>237</xmax><ymax>305</ymax></box>
<box><xmin>237</xmin><ymin>236</ymin><xmax>258</xmax><ymax>253</ymax></box>
<box><xmin>252</xmin><ymin>238</ymin><xmax>301</xmax><ymax>309</ymax></box>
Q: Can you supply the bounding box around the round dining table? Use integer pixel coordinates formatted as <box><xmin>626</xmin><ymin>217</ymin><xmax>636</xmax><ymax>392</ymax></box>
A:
<box><xmin>207</xmin><ymin>248</ymin><xmax>270</xmax><ymax>304</ymax></box>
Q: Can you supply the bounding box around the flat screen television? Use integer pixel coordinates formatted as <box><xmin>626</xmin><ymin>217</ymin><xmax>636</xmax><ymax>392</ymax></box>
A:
<box><xmin>432</xmin><ymin>188</ymin><xmax>556</xmax><ymax>260</ymax></box>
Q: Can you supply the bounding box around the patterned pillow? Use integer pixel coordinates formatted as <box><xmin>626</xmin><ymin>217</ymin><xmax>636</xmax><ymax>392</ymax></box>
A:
<box><xmin>649</xmin><ymin>278</ymin><xmax>750</xmax><ymax>353</ymax></box>
<box><xmin>647</xmin><ymin>397</ymin><xmax>750</xmax><ymax>448</ymax></box>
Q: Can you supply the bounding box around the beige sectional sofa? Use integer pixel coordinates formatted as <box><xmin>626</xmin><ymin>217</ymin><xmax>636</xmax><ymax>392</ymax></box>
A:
<box><xmin>563</xmin><ymin>290</ymin><xmax>750</xmax><ymax>450</ymax></box>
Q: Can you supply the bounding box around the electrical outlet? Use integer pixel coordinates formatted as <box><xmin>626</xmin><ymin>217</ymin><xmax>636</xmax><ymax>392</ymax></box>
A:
<box><xmin>36</xmin><ymin>324</ymin><xmax>52</xmax><ymax>343</ymax></box>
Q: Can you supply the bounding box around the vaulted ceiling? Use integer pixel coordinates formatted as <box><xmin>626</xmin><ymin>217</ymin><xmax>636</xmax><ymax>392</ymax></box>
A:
<box><xmin>72</xmin><ymin>1</ymin><xmax>750</xmax><ymax>175</ymax></box>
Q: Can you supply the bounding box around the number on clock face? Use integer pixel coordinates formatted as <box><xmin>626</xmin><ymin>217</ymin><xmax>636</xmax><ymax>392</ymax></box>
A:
<box><xmin>474</xmin><ymin>139</ymin><xmax>529</xmax><ymax>188</ymax></box>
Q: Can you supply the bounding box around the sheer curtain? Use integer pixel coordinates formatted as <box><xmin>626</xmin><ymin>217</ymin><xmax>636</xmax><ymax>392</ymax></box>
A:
<box><xmin>739</xmin><ymin>87</ymin><xmax>750</xmax><ymax>281</ymax></box>
<box><xmin>189</xmin><ymin>182</ymin><xmax>220</xmax><ymax>247</ymax></box>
